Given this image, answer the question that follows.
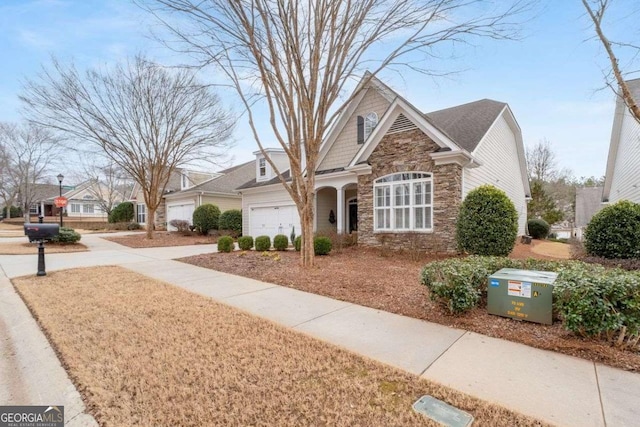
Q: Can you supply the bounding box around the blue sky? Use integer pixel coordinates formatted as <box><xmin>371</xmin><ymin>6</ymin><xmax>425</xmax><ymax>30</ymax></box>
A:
<box><xmin>0</xmin><ymin>0</ymin><xmax>633</xmax><ymax>180</ymax></box>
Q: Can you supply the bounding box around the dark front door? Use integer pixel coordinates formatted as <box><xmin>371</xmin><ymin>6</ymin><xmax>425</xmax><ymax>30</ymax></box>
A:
<box><xmin>348</xmin><ymin>199</ymin><xmax>358</xmax><ymax>232</ymax></box>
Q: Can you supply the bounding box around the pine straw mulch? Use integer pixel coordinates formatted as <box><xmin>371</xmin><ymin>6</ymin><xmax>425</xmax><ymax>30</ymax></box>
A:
<box><xmin>13</xmin><ymin>266</ymin><xmax>548</xmax><ymax>427</ymax></box>
<box><xmin>181</xmin><ymin>243</ymin><xmax>640</xmax><ymax>373</ymax></box>
<box><xmin>0</xmin><ymin>242</ymin><xmax>88</xmax><ymax>255</ymax></box>
<box><xmin>105</xmin><ymin>231</ymin><xmax>217</xmax><ymax>248</ymax></box>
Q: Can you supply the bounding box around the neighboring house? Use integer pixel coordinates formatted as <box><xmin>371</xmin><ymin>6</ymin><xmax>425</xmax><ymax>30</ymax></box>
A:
<box><xmin>238</xmin><ymin>74</ymin><xmax>531</xmax><ymax>252</ymax></box>
<box><xmin>131</xmin><ymin>165</ymin><xmax>253</xmax><ymax>230</ymax></box>
<box><xmin>574</xmin><ymin>186</ymin><xmax>604</xmax><ymax>240</ymax></box>
<box><xmin>49</xmin><ymin>180</ymin><xmax>127</xmax><ymax>220</ymax></box>
<box><xmin>23</xmin><ymin>184</ymin><xmax>63</xmax><ymax>217</ymax></box>
<box><xmin>603</xmin><ymin>78</ymin><xmax>640</xmax><ymax>204</ymax></box>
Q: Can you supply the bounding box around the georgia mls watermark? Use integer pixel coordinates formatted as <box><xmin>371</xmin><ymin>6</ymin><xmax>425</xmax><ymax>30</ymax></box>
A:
<box><xmin>0</xmin><ymin>406</ymin><xmax>63</xmax><ymax>427</ymax></box>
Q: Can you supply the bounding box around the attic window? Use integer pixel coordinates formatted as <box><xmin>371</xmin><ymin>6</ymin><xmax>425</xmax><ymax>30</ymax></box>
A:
<box><xmin>181</xmin><ymin>173</ymin><xmax>188</xmax><ymax>189</ymax></box>
<box><xmin>364</xmin><ymin>112</ymin><xmax>378</xmax><ymax>139</ymax></box>
<box><xmin>259</xmin><ymin>158</ymin><xmax>266</xmax><ymax>177</ymax></box>
<box><xmin>388</xmin><ymin>113</ymin><xmax>417</xmax><ymax>134</ymax></box>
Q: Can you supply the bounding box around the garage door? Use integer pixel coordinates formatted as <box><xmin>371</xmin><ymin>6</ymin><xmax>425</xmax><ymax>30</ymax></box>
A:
<box><xmin>167</xmin><ymin>202</ymin><xmax>195</xmax><ymax>231</ymax></box>
<box><xmin>249</xmin><ymin>205</ymin><xmax>301</xmax><ymax>240</ymax></box>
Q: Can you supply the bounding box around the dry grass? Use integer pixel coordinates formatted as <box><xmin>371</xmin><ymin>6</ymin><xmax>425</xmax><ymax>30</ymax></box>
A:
<box><xmin>14</xmin><ymin>267</ymin><xmax>547</xmax><ymax>427</ymax></box>
<box><xmin>530</xmin><ymin>241</ymin><xmax>571</xmax><ymax>259</ymax></box>
<box><xmin>0</xmin><ymin>242</ymin><xmax>88</xmax><ymax>255</ymax></box>
<box><xmin>105</xmin><ymin>231</ymin><xmax>216</xmax><ymax>248</ymax></box>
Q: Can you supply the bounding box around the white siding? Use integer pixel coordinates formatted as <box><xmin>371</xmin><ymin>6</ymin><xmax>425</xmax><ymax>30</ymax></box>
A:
<box><xmin>241</xmin><ymin>185</ymin><xmax>296</xmax><ymax>236</ymax></box>
<box><xmin>318</xmin><ymin>89</ymin><xmax>391</xmax><ymax>171</ymax></box>
<box><xmin>463</xmin><ymin>114</ymin><xmax>528</xmax><ymax>235</ymax></box>
<box><xmin>316</xmin><ymin>188</ymin><xmax>337</xmax><ymax>233</ymax></box>
<box><xmin>609</xmin><ymin>111</ymin><xmax>640</xmax><ymax>203</ymax></box>
<box><xmin>201</xmin><ymin>195</ymin><xmax>242</xmax><ymax>212</ymax></box>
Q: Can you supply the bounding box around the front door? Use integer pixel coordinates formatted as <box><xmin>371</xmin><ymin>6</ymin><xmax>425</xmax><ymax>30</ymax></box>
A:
<box><xmin>348</xmin><ymin>199</ymin><xmax>358</xmax><ymax>232</ymax></box>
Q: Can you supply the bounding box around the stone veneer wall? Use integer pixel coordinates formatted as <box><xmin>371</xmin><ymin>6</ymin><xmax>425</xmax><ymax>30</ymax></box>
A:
<box><xmin>357</xmin><ymin>129</ymin><xmax>462</xmax><ymax>253</ymax></box>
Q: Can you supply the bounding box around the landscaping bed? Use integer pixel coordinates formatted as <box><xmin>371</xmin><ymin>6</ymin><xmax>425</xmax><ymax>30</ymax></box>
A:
<box><xmin>181</xmin><ymin>246</ymin><xmax>640</xmax><ymax>372</ymax></box>
<box><xmin>0</xmin><ymin>242</ymin><xmax>88</xmax><ymax>255</ymax></box>
<box><xmin>105</xmin><ymin>231</ymin><xmax>217</xmax><ymax>248</ymax></box>
<box><xmin>13</xmin><ymin>266</ymin><xmax>547</xmax><ymax>426</ymax></box>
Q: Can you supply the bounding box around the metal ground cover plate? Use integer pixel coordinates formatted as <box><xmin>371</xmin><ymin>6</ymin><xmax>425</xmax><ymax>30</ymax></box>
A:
<box><xmin>412</xmin><ymin>395</ymin><xmax>474</xmax><ymax>427</ymax></box>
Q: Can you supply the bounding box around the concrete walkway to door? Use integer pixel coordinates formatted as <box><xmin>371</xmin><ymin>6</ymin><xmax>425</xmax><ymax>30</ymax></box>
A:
<box><xmin>1</xmin><ymin>233</ymin><xmax>639</xmax><ymax>427</ymax></box>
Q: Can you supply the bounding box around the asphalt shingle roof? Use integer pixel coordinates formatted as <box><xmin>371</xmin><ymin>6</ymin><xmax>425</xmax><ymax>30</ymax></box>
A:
<box><xmin>237</xmin><ymin>170</ymin><xmax>291</xmax><ymax>190</ymax></box>
<box><xmin>187</xmin><ymin>161</ymin><xmax>255</xmax><ymax>194</ymax></box>
<box><xmin>575</xmin><ymin>186</ymin><xmax>604</xmax><ymax>227</ymax></box>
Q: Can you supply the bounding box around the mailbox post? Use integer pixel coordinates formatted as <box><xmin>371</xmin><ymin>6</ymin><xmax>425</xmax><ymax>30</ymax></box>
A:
<box><xmin>24</xmin><ymin>224</ymin><xmax>60</xmax><ymax>277</ymax></box>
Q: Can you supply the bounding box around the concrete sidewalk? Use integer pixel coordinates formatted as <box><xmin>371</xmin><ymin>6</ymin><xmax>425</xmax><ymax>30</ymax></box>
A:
<box><xmin>1</xmin><ymin>235</ymin><xmax>639</xmax><ymax>426</ymax></box>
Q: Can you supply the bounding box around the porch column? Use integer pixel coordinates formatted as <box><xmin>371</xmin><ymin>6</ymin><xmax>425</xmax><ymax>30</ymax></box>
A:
<box><xmin>337</xmin><ymin>187</ymin><xmax>345</xmax><ymax>234</ymax></box>
<box><xmin>40</xmin><ymin>201</ymin><xmax>44</xmax><ymax>216</ymax></box>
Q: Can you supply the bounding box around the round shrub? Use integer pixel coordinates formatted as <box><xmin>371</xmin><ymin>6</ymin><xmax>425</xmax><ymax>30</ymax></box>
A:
<box><xmin>314</xmin><ymin>236</ymin><xmax>332</xmax><ymax>256</ymax></box>
<box><xmin>456</xmin><ymin>185</ymin><xmax>518</xmax><ymax>256</ymax></box>
<box><xmin>294</xmin><ymin>235</ymin><xmax>302</xmax><ymax>251</ymax></box>
<box><xmin>527</xmin><ymin>218</ymin><xmax>550</xmax><ymax>239</ymax></box>
<box><xmin>255</xmin><ymin>235</ymin><xmax>271</xmax><ymax>251</ymax></box>
<box><xmin>273</xmin><ymin>234</ymin><xmax>289</xmax><ymax>251</ymax></box>
<box><xmin>108</xmin><ymin>202</ymin><xmax>134</xmax><ymax>223</ymax></box>
<box><xmin>192</xmin><ymin>204</ymin><xmax>221</xmax><ymax>235</ymax></box>
<box><xmin>51</xmin><ymin>227</ymin><xmax>81</xmax><ymax>244</ymax></box>
<box><xmin>219</xmin><ymin>209</ymin><xmax>242</xmax><ymax>234</ymax></box>
<box><xmin>584</xmin><ymin>200</ymin><xmax>640</xmax><ymax>259</ymax></box>
<box><xmin>217</xmin><ymin>236</ymin><xmax>234</xmax><ymax>253</ymax></box>
<box><xmin>238</xmin><ymin>236</ymin><xmax>254</xmax><ymax>250</ymax></box>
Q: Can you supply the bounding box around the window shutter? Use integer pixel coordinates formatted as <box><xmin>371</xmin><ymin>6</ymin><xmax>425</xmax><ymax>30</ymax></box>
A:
<box><xmin>357</xmin><ymin>115</ymin><xmax>364</xmax><ymax>144</ymax></box>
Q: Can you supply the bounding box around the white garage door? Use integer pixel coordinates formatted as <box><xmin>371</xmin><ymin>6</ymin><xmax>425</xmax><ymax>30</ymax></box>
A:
<box><xmin>167</xmin><ymin>202</ymin><xmax>195</xmax><ymax>230</ymax></box>
<box><xmin>249</xmin><ymin>205</ymin><xmax>301</xmax><ymax>240</ymax></box>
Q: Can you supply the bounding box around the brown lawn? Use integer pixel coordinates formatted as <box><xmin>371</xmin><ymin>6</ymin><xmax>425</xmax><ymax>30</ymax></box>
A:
<box><xmin>13</xmin><ymin>266</ymin><xmax>547</xmax><ymax>427</ymax></box>
<box><xmin>105</xmin><ymin>231</ymin><xmax>217</xmax><ymax>248</ymax></box>
<box><xmin>0</xmin><ymin>242</ymin><xmax>88</xmax><ymax>255</ymax></box>
<box><xmin>181</xmin><ymin>245</ymin><xmax>640</xmax><ymax>373</ymax></box>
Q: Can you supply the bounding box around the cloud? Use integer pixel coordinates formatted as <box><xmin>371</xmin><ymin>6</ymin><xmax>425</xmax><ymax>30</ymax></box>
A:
<box><xmin>17</xmin><ymin>29</ymin><xmax>56</xmax><ymax>50</ymax></box>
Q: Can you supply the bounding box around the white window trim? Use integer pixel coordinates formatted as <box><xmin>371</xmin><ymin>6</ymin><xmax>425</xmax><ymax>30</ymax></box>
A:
<box><xmin>364</xmin><ymin>112</ymin><xmax>378</xmax><ymax>140</ymax></box>
<box><xmin>137</xmin><ymin>203</ymin><xmax>146</xmax><ymax>224</ymax></box>
<box><xmin>70</xmin><ymin>203</ymin><xmax>81</xmax><ymax>214</ymax></box>
<box><xmin>373</xmin><ymin>172</ymin><xmax>433</xmax><ymax>233</ymax></box>
<box><xmin>258</xmin><ymin>158</ymin><xmax>267</xmax><ymax>178</ymax></box>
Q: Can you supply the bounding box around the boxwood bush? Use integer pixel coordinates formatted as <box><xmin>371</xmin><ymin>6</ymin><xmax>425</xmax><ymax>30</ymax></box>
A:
<box><xmin>314</xmin><ymin>236</ymin><xmax>332</xmax><ymax>256</ymax></box>
<box><xmin>421</xmin><ymin>256</ymin><xmax>640</xmax><ymax>348</ymax></box>
<box><xmin>456</xmin><ymin>185</ymin><xmax>518</xmax><ymax>256</ymax></box>
<box><xmin>584</xmin><ymin>200</ymin><xmax>640</xmax><ymax>259</ymax></box>
<box><xmin>218</xmin><ymin>209</ymin><xmax>242</xmax><ymax>235</ymax></box>
<box><xmin>527</xmin><ymin>218</ymin><xmax>550</xmax><ymax>239</ymax></box>
<box><xmin>108</xmin><ymin>201</ymin><xmax>134</xmax><ymax>223</ymax></box>
<box><xmin>238</xmin><ymin>236</ymin><xmax>254</xmax><ymax>250</ymax></box>
<box><xmin>255</xmin><ymin>235</ymin><xmax>271</xmax><ymax>251</ymax></box>
<box><xmin>294</xmin><ymin>235</ymin><xmax>302</xmax><ymax>251</ymax></box>
<box><xmin>192</xmin><ymin>204</ymin><xmax>221</xmax><ymax>235</ymax></box>
<box><xmin>50</xmin><ymin>227</ymin><xmax>82</xmax><ymax>244</ymax></box>
<box><xmin>273</xmin><ymin>234</ymin><xmax>289</xmax><ymax>251</ymax></box>
<box><xmin>217</xmin><ymin>236</ymin><xmax>234</xmax><ymax>253</ymax></box>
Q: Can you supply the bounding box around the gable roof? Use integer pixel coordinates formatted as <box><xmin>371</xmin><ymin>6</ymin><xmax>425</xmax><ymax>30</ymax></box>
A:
<box><xmin>575</xmin><ymin>186</ymin><xmax>604</xmax><ymax>227</ymax></box>
<box><xmin>237</xmin><ymin>170</ymin><xmax>291</xmax><ymax>190</ymax></box>
<box><xmin>425</xmin><ymin>99</ymin><xmax>507</xmax><ymax>153</ymax></box>
<box><xmin>603</xmin><ymin>78</ymin><xmax>640</xmax><ymax>202</ymax></box>
<box><xmin>168</xmin><ymin>161</ymin><xmax>255</xmax><ymax>196</ymax></box>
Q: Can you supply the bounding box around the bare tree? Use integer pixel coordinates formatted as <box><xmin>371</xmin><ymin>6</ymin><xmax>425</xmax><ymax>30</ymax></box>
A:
<box><xmin>0</xmin><ymin>122</ymin><xmax>60</xmax><ymax>222</ymax></box>
<box><xmin>526</xmin><ymin>138</ymin><xmax>557</xmax><ymax>183</ymax></box>
<box><xmin>76</xmin><ymin>158</ymin><xmax>134</xmax><ymax>216</ymax></box>
<box><xmin>0</xmin><ymin>142</ymin><xmax>16</xmax><ymax>219</ymax></box>
<box><xmin>582</xmin><ymin>0</ymin><xmax>640</xmax><ymax>123</ymax></box>
<box><xmin>21</xmin><ymin>56</ymin><xmax>235</xmax><ymax>238</ymax></box>
<box><xmin>141</xmin><ymin>0</ymin><xmax>533</xmax><ymax>266</ymax></box>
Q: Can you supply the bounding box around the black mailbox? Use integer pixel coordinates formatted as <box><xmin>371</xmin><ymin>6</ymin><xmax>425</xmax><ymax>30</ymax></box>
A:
<box><xmin>24</xmin><ymin>224</ymin><xmax>60</xmax><ymax>241</ymax></box>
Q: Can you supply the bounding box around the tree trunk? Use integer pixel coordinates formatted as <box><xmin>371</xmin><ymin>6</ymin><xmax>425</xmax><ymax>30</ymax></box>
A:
<box><xmin>299</xmin><ymin>196</ymin><xmax>315</xmax><ymax>267</ymax></box>
<box><xmin>146</xmin><ymin>207</ymin><xmax>155</xmax><ymax>239</ymax></box>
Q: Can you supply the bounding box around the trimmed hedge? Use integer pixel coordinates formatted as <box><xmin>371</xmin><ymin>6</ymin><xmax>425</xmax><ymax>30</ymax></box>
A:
<box><xmin>238</xmin><ymin>236</ymin><xmax>254</xmax><ymax>250</ymax></box>
<box><xmin>584</xmin><ymin>200</ymin><xmax>640</xmax><ymax>259</ymax></box>
<box><xmin>314</xmin><ymin>236</ymin><xmax>332</xmax><ymax>256</ymax></box>
<box><xmin>527</xmin><ymin>218</ymin><xmax>550</xmax><ymax>239</ymax></box>
<box><xmin>50</xmin><ymin>227</ymin><xmax>82</xmax><ymax>244</ymax></box>
<box><xmin>219</xmin><ymin>209</ymin><xmax>242</xmax><ymax>234</ymax></box>
<box><xmin>255</xmin><ymin>235</ymin><xmax>271</xmax><ymax>251</ymax></box>
<box><xmin>192</xmin><ymin>204</ymin><xmax>221</xmax><ymax>235</ymax></box>
<box><xmin>217</xmin><ymin>236</ymin><xmax>234</xmax><ymax>253</ymax></box>
<box><xmin>294</xmin><ymin>236</ymin><xmax>302</xmax><ymax>251</ymax></box>
<box><xmin>2</xmin><ymin>206</ymin><xmax>22</xmax><ymax>218</ymax></box>
<box><xmin>421</xmin><ymin>256</ymin><xmax>640</xmax><ymax>348</ymax></box>
<box><xmin>456</xmin><ymin>185</ymin><xmax>518</xmax><ymax>256</ymax></box>
<box><xmin>108</xmin><ymin>202</ymin><xmax>134</xmax><ymax>223</ymax></box>
<box><xmin>273</xmin><ymin>234</ymin><xmax>288</xmax><ymax>251</ymax></box>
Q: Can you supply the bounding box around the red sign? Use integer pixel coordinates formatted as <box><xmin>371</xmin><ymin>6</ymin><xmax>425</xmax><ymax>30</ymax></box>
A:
<box><xmin>54</xmin><ymin>197</ymin><xmax>68</xmax><ymax>208</ymax></box>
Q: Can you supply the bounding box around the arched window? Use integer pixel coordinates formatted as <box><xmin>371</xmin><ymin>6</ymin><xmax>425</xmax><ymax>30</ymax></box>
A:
<box><xmin>373</xmin><ymin>172</ymin><xmax>432</xmax><ymax>231</ymax></box>
<box><xmin>364</xmin><ymin>112</ymin><xmax>378</xmax><ymax>140</ymax></box>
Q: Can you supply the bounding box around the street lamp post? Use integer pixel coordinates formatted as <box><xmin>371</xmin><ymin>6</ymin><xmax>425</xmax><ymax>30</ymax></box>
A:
<box><xmin>57</xmin><ymin>174</ymin><xmax>64</xmax><ymax>227</ymax></box>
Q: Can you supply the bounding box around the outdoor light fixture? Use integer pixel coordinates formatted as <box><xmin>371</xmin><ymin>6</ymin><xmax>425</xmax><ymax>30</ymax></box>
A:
<box><xmin>57</xmin><ymin>174</ymin><xmax>64</xmax><ymax>227</ymax></box>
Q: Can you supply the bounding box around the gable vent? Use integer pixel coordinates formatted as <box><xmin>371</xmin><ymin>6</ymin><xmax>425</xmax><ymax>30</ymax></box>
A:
<box><xmin>387</xmin><ymin>113</ymin><xmax>417</xmax><ymax>134</ymax></box>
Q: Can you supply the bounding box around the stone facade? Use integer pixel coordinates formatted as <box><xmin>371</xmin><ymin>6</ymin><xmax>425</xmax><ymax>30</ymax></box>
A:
<box><xmin>357</xmin><ymin>129</ymin><xmax>462</xmax><ymax>253</ymax></box>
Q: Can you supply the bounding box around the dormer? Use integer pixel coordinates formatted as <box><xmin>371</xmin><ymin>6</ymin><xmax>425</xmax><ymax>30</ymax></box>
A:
<box><xmin>255</xmin><ymin>148</ymin><xmax>290</xmax><ymax>182</ymax></box>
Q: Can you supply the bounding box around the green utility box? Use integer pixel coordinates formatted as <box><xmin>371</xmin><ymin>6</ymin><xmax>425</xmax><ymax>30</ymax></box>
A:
<box><xmin>487</xmin><ymin>268</ymin><xmax>557</xmax><ymax>325</ymax></box>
